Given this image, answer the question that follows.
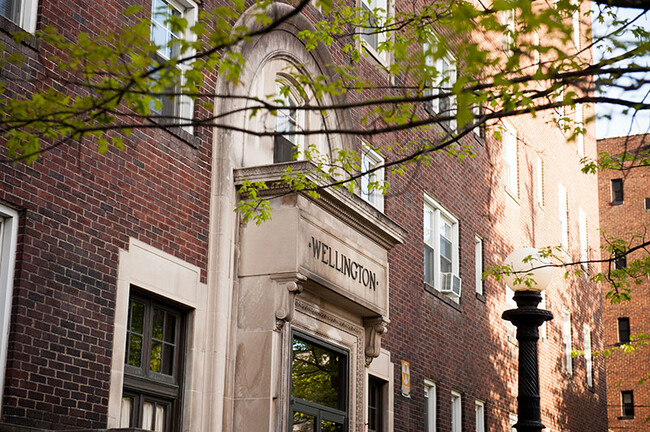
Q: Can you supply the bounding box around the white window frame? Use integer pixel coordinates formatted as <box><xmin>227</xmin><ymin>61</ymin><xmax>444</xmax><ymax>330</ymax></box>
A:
<box><xmin>423</xmin><ymin>38</ymin><xmax>457</xmax><ymax>131</ymax></box>
<box><xmin>424</xmin><ymin>380</ymin><xmax>436</xmax><ymax>432</ymax></box>
<box><xmin>533</xmin><ymin>33</ymin><xmax>540</xmax><ymax>72</ymax></box>
<box><xmin>572</xmin><ymin>1</ymin><xmax>580</xmax><ymax>49</ymax></box>
<box><xmin>475</xmin><ymin>236</ymin><xmax>483</xmax><ymax>295</ymax></box>
<box><xmin>423</xmin><ymin>195</ymin><xmax>460</xmax><ymax>296</ymax></box>
<box><xmin>503</xmin><ymin>123</ymin><xmax>518</xmax><ymax>197</ymax></box>
<box><xmin>361</xmin><ymin>144</ymin><xmax>385</xmax><ymax>212</ymax></box>
<box><xmin>150</xmin><ymin>0</ymin><xmax>198</xmax><ymax>132</ymax></box>
<box><xmin>584</xmin><ymin>324</ymin><xmax>593</xmax><ymax>387</ymax></box>
<box><xmin>558</xmin><ymin>183</ymin><xmax>568</xmax><ymax>250</ymax></box>
<box><xmin>360</xmin><ymin>0</ymin><xmax>389</xmax><ymax>64</ymax></box>
<box><xmin>535</xmin><ymin>155</ymin><xmax>544</xmax><ymax>207</ymax></box>
<box><xmin>563</xmin><ymin>309</ymin><xmax>572</xmax><ymax>375</ymax></box>
<box><xmin>578</xmin><ymin>207</ymin><xmax>588</xmax><ymax>269</ymax></box>
<box><xmin>576</xmin><ymin>104</ymin><xmax>584</xmax><ymax>158</ymax></box>
<box><xmin>0</xmin><ymin>0</ymin><xmax>38</xmax><ymax>32</ymax></box>
<box><xmin>501</xmin><ymin>9</ymin><xmax>515</xmax><ymax>53</ymax></box>
<box><xmin>0</xmin><ymin>204</ymin><xmax>19</xmax><ymax>409</ymax></box>
<box><xmin>451</xmin><ymin>390</ymin><xmax>462</xmax><ymax>432</ymax></box>
<box><xmin>475</xmin><ymin>400</ymin><xmax>485</xmax><ymax>432</ymax></box>
<box><xmin>555</xmin><ymin>86</ymin><xmax>566</xmax><ymax>129</ymax></box>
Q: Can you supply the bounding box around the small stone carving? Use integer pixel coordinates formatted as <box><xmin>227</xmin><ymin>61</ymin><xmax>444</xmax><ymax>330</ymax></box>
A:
<box><xmin>364</xmin><ymin>316</ymin><xmax>389</xmax><ymax>366</ymax></box>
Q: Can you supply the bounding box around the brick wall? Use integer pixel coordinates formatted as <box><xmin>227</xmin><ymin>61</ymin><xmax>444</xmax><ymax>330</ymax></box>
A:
<box><xmin>0</xmin><ymin>1</ymin><xmax>213</xmax><ymax>428</ymax></box>
<box><xmin>598</xmin><ymin>134</ymin><xmax>650</xmax><ymax>432</ymax></box>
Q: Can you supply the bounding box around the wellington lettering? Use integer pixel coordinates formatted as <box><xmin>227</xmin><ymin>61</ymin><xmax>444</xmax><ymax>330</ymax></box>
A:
<box><xmin>309</xmin><ymin>237</ymin><xmax>377</xmax><ymax>290</ymax></box>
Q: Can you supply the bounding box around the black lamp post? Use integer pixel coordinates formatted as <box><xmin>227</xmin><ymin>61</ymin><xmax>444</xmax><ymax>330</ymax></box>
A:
<box><xmin>501</xmin><ymin>247</ymin><xmax>554</xmax><ymax>432</ymax></box>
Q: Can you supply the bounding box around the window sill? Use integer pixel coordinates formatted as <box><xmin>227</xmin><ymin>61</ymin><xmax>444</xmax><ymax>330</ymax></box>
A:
<box><xmin>611</xmin><ymin>201</ymin><xmax>624</xmax><ymax>206</ymax></box>
<box><xmin>362</xmin><ymin>42</ymin><xmax>390</xmax><ymax>70</ymax></box>
<box><xmin>618</xmin><ymin>416</ymin><xmax>634</xmax><ymax>420</ymax></box>
<box><xmin>151</xmin><ymin>121</ymin><xmax>199</xmax><ymax>149</ymax></box>
<box><xmin>424</xmin><ymin>282</ymin><xmax>461</xmax><ymax>312</ymax></box>
<box><xmin>505</xmin><ymin>188</ymin><xmax>519</xmax><ymax>204</ymax></box>
<box><xmin>475</xmin><ymin>292</ymin><xmax>486</xmax><ymax>303</ymax></box>
<box><xmin>0</xmin><ymin>17</ymin><xmax>39</xmax><ymax>51</ymax></box>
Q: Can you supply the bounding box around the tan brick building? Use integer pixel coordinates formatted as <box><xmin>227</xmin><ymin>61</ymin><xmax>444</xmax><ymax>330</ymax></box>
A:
<box><xmin>598</xmin><ymin>134</ymin><xmax>650</xmax><ymax>432</ymax></box>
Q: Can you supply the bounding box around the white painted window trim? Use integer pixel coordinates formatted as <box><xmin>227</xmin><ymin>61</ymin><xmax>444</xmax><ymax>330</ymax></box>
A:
<box><xmin>576</xmin><ymin>104</ymin><xmax>584</xmax><ymax>158</ymax></box>
<box><xmin>475</xmin><ymin>400</ymin><xmax>485</xmax><ymax>432</ymax></box>
<box><xmin>423</xmin><ymin>195</ymin><xmax>460</xmax><ymax>296</ymax></box>
<box><xmin>503</xmin><ymin>123</ymin><xmax>518</xmax><ymax>198</ymax></box>
<box><xmin>535</xmin><ymin>155</ymin><xmax>544</xmax><ymax>208</ymax></box>
<box><xmin>151</xmin><ymin>0</ymin><xmax>198</xmax><ymax>133</ymax></box>
<box><xmin>423</xmin><ymin>37</ymin><xmax>457</xmax><ymax>131</ymax></box>
<box><xmin>424</xmin><ymin>380</ymin><xmax>436</xmax><ymax>432</ymax></box>
<box><xmin>584</xmin><ymin>324</ymin><xmax>593</xmax><ymax>387</ymax></box>
<box><xmin>451</xmin><ymin>390</ymin><xmax>462</xmax><ymax>432</ymax></box>
<box><xmin>0</xmin><ymin>204</ymin><xmax>19</xmax><ymax>409</ymax></box>
<box><xmin>578</xmin><ymin>207</ymin><xmax>588</xmax><ymax>268</ymax></box>
<box><xmin>501</xmin><ymin>9</ymin><xmax>515</xmax><ymax>53</ymax></box>
<box><xmin>361</xmin><ymin>143</ymin><xmax>385</xmax><ymax>212</ymax></box>
<box><xmin>563</xmin><ymin>309</ymin><xmax>573</xmax><ymax>375</ymax></box>
<box><xmin>1</xmin><ymin>0</ymin><xmax>38</xmax><ymax>32</ymax></box>
<box><xmin>475</xmin><ymin>236</ymin><xmax>483</xmax><ymax>295</ymax></box>
<box><xmin>572</xmin><ymin>1</ymin><xmax>580</xmax><ymax>49</ymax></box>
<box><xmin>360</xmin><ymin>0</ymin><xmax>389</xmax><ymax>65</ymax></box>
<box><xmin>558</xmin><ymin>183</ymin><xmax>568</xmax><ymax>250</ymax></box>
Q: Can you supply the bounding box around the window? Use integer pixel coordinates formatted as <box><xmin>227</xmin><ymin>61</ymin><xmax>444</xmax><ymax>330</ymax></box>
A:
<box><xmin>555</xmin><ymin>87</ymin><xmax>566</xmax><ymax>129</ymax></box>
<box><xmin>562</xmin><ymin>309</ymin><xmax>572</xmax><ymax>375</ymax></box>
<box><xmin>423</xmin><ymin>38</ymin><xmax>457</xmax><ymax>131</ymax></box>
<box><xmin>475</xmin><ymin>236</ymin><xmax>483</xmax><ymax>295</ymax></box>
<box><xmin>475</xmin><ymin>400</ymin><xmax>485</xmax><ymax>432</ymax></box>
<box><xmin>451</xmin><ymin>391</ymin><xmax>462</xmax><ymax>432</ymax></box>
<box><xmin>611</xmin><ymin>179</ymin><xmax>624</xmax><ymax>204</ymax></box>
<box><xmin>535</xmin><ymin>155</ymin><xmax>544</xmax><ymax>207</ymax></box>
<box><xmin>621</xmin><ymin>391</ymin><xmax>634</xmax><ymax>418</ymax></box>
<box><xmin>0</xmin><ymin>0</ymin><xmax>38</xmax><ymax>32</ymax></box>
<box><xmin>361</xmin><ymin>144</ymin><xmax>385</xmax><ymax>212</ymax></box>
<box><xmin>503</xmin><ymin>124</ymin><xmax>518</xmax><ymax>197</ymax></box>
<box><xmin>572</xmin><ymin>1</ymin><xmax>580</xmax><ymax>49</ymax></box>
<box><xmin>501</xmin><ymin>9</ymin><xmax>515</xmax><ymax>53</ymax></box>
<box><xmin>533</xmin><ymin>33</ymin><xmax>540</xmax><ymax>72</ymax></box>
<box><xmin>0</xmin><ymin>204</ymin><xmax>18</xmax><ymax>407</ymax></box>
<box><xmin>618</xmin><ymin>317</ymin><xmax>630</xmax><ymax>344</ymax></box>
<box><xmin>121</xmin><ymin>292</ymin><xmax>186</xmax><ymax>432</ymax></box>
<box><xmin>614</xmin><ymin>248</ymin><xmax>627</xmax><ymax>270</ymax></box>
<box><xmin>361</xmin><ymin>0</ymin><xmax>388</xmax><ymax>63</ymax></box>
<box><xmin>150</xmin><ymin>0</ymin><xmax>197</xmax><ymax>127</ymax></box>
<box><xmin>423</xmin><ymin>196</ymin><xmax>460</xmax><ymax>298</ymax></box>
<box><xmin>645</xmin><ymin>197</ymin><xmax>650</xmax><ymax>211</ymax></box>
<box><xmin>578</xmin><ymin>207</ymin><xmax>588</xmax><ymax>269</ymax></box>
<box><xmin>575</xmin><ymin>105</ymin><xmax>584</xmax><ymax>158</ymax></box>
<box><xmin>291</xmin><ymin>333</ymin><xmax>348</xmax><ymax>432</ymax></box>
<box><xmin>584</xmin><ymin>325</ymin><xmax>593</xmax><ymax>387</ymax></box>
<box><xmin>367</xmin><ymin>376</ymin><xmax>384</xmax><ymax>432</ymax></box>
<box><xmin>424</xmin><ymin>380</ymin><xmax>436</xmax><ymax>432</ymax></box>
<box><xmin>558</xmin><ymin>183</ymin><xmax>568</xmax><ymax>249</ymax></box>
<box><xmin>274</xmin><ymin>87</ymin><xmax>300</xmax><ymax>163</ymax></box>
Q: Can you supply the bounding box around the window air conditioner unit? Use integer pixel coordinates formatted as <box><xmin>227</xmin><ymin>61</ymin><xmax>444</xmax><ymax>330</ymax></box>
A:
<box><xmin>440</xmin><ymin>273</ymin><xmax>462</xmax><ymax>297</ymax></box>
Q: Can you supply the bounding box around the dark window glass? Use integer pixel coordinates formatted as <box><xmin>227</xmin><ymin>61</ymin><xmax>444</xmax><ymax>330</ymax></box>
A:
<box><xmin>0</xmin><ymin>0</ymin><xmax>21</xmax><ymax>24</ymax></box>
<box><xmin>291</xmin><ymin>333</ymin><xmax>348</xmax><ymax>432</ymax></box>
<box><xmin>618</xmin><ymin>318</ymin><xmax>631</xmax><ymax>344</ymax></box>
<box><xmin>123</xmin><ymin>289</ymin><xmax>185</xmax><ymax>432</ymax></box>
<box><xmin>424</xmin><ymin>243</ymin><xmax>434</xmax><ymax>286</ymax></box>
<box><xmin>615</xmin><ymin>249</ymin><xmax>627</xmax><ymax>270</ymax></box>
<box><xmin>611</xmin><ymin>179</ymin><xmax>624</xmax><ymax>204</ymax></box>
<box><xmin>368</xmin><ymin>377</ymin><xmax>384</xmax><ymax>432</ymax></box>
<box><xmin>645</xmin><ymin>198</ymin><xmax>650</xmax><ymax>211</ymax></box>
<box><xmin>622</xmin><ymin>391</ymin><xmax>634</xmax><ymax>417</ymax></box>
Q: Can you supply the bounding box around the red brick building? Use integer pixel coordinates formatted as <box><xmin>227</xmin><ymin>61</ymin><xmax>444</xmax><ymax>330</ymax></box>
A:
<box><xmin>0</xmin><ymin>0</ymin><xmax>607</xmax><ymax>432</ymax></box>
<box><xmin>598</xmin><ymin>134</ymin><xmax>650</xmax><ymax>432</ymax></box>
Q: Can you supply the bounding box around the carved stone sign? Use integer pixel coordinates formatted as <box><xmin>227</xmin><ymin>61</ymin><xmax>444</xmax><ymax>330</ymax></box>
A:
<box><xmin>308</xmin><ymin>236</ymin><xmax>378</xmax><ymax>291</ymax></box>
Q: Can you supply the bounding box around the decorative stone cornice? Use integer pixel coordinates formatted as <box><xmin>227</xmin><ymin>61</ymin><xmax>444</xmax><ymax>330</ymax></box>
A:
<box><xmin>234</xmin><ymin>162</ymin><xmax>407</xmax><ymax>250</ymax></box>
<box><xmin>363</xmin><ymin>316</ymin><xmax>389</xmax><ymax>366</ymax></box>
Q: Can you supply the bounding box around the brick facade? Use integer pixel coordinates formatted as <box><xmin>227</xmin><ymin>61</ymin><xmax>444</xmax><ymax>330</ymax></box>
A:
<box><xmin>598</xmin><ymin>134</ymin><xmax>650</xmax><ymax>432</ymax></box>
<box><xmin>0</xmin><ymin>0</ymin><xmax>608</xmax><ymax>431</ymax></box>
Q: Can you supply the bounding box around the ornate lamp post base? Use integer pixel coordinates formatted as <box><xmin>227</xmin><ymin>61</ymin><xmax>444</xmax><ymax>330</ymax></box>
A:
<box><xmin>502</xmin><ymin>290</ymin><xmax>553</xmax><ymax>432</ymax></box>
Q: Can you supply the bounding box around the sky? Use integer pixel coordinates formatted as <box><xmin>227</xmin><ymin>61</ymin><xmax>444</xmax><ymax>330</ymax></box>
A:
<box><xmin>592</xmin><ymin>6</ymin><xmax>650</xmax><ymax>139</ymax></box>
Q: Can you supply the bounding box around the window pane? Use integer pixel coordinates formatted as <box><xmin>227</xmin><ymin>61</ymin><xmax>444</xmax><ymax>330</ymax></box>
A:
<box><xmin>0</xmin><ymin>0</ymin><xmax>20</xmax><ymax>23</ymax></box>
<box><xmin>128</xmin><ymin>335</ymin><xmax>143</xmax><ymax>367</ymax></box>
<box><xmin>150</xmin><ymin>340</ymin><xmax>162</xmax><ymax>373</ymax></box>
<box><xmin>292</xmin><ymin>412</ymin><xmax>315</xmax><ymax>432</ymax></box>
<box><xmin>154</xmin><ymin>404</ymin><xmax>166</xmax><ymax>432</ymax></box>
<box><xmin>120</xmin><ymin>396</ymin><xmax>134</xmax><ymax>428</ymax></box>
<box><xmin>143</xmin><ymin>401</ymin><xmax>155</xmax><ymax>430</ymax></box>
<box><xmin>165</xmin><ymin>314</ymin><xmax>176</xmax><ymax>343</ymax></box>
<box><xmin>130</xmin><ymin>301</ymin><xmax>145</xmax><ymax>333</ymax></box>
<box><xmin>424</xmin><ymin>244</ymin><xmax>434</xmax><ymax>285</ymax></box>
<box><xmin>153</xmin><ymin>308</ymin><xmax>165</xmax><ymax>340</ymax></box>
<box><xmin>291</xmin><ymin>336</ymin><xmax>345</xmax><ymax>409</ymax></box>
<box><xmin>321</xmin><ymin>419</ymin><xmax>344</xmax><ymax>432</ymax></box>
<box><xmin>162</xmin><ymin>344</ymin><xmax>174</xmax><ymax>375</ymax></box>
